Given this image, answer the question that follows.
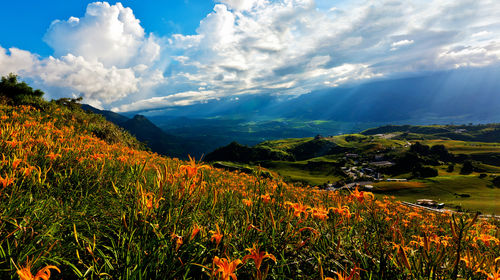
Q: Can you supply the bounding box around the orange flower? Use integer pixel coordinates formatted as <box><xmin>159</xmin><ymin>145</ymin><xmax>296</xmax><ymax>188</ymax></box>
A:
<box><xmin>213</xmin><ymin>256</ymin><xmax>241</xmax><ymax>280</ymax></box>
<box><xmin>0</xmin><ymin>174</ymin><xmax>15</xmax><ymax>189</ymax></box>
<box><xmin>311</xmin><ymin>206</ymin><xmax>329</xmax><ymax>221</ymax></box>
<box><xmin>474</xmin><ymin>234</ymin><xmax>500</xmax><ymax>247</ymax></box>
<box><xmin>45</xmin><ymin>153</ymin><xmax>61</xmax><ymax>161</ymax></box>
<box><xmin>242</xmin><ymin>244</ymin><xmax>276</xmax><ymax>270</ymax></box>
<box><xmin>190</xmin><ymin>224</ymin><xmax>202</xmax><ymax>240</ymax></box>
<box><xmin>484</xmin><ymin>257</ymin><xmax>500</xmax><ymax>280</ymax></box>
<box><xmin>329</xmin><ymin>204</ymin><xmax>351</xmax><ymax>218</ymax></box>
<box><xmin>12</xmin><ymin>158</ymin><xmax>23</xmax><ymax>170</ymax></box>
<box><xmin>171</xmin><ymin>233</ymin><xmax>183</xmax><ymax>251</ymax></box>
<box><xmin>22</xmin><ymin>166</ymin><xmax>37</xmax><ymax>177</ymax></box>
<box><xmin>330</xmin><ymin>264</ymin><xmax>361</xmax><ymax>280</ymax></box>
<box><xmin>260</xmin><ymin>194</ymin><xmax>272</xmax><ymax>203</ymax></box>
<box><xmin>16</xmin><ymin>260</ymin><xmax>60</xmax><ymax>280</ymax></box>
<box><xmin>350</xmin><ymin>188</ymin><xmax>365</xmax><ymax>203</ymax></box>
<box><xmin>210</xmin><ymin>224</ymin><xmax>224</xmax><ymax>246</ymax></box>
<box><xmin>179</xmin><ymin>155</ymin><xmax>210</xmax><ymax>178</ymax></box>
<box><xmin>242</xmin><ymin>198</ymin><xmax>253</xmax><ymax>207</ymax></box>
<box><xmin>286</xmin><ymin>202</ymin><xmax>309</xmax><ymax>218</ymax></box>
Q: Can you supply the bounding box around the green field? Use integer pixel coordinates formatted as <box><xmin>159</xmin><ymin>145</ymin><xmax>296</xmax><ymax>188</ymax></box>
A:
<box><xmin>208</xmin><ymin>125</ymin><xmax>500</xmax><ymax>214</ymax></box>
<box><xmin>262</xmin><ymin>160</ymin><xmax>342</xmax><ymax>186</ymax></box>
<box><xmin>373</xmin><ymin>174</ymin><xmax>500</xmax><ymax>214</ymax></box>
<box><xmin>420</xmin><ymin>139</ymin><xmax>500</xmax><ymax>154</ymax></box>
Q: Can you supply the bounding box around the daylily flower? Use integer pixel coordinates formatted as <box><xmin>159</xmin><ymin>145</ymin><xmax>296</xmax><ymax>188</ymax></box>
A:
<box><xmin>16</xmin><ymin>260</ymin><xmax>60</xmax><ymax>280</ymax></box>
<box><xmin>210</xmin><ymin>224</ymin><xmax>224</xmax><ymax>246</ymax></box>
<box><xmin>242</xmin><ymin>244</ymin><xmax>276</xmax><ymax>270</ymax></box>
<box><xmin>45</xmin><ymin>153</ymin><xmax>61</xmax><ymax>161</ymax></box>
<box><xmin>171</xmin><ymin>233</ymin><xmax>183</xmax><ymax>251</ymax></box>
<box><xmin>179</xmin><ymin>155</ymin><xmax>210</xmax><ymax>178</ymax></box>
<box><xmin>190</xmin><ymin>223</ymin><xmax>202</xmax><ymax>240</ymax></box>
<box><xmin>0</xmin><ymin>174</ymin><xmax>15</xmax><ymax>188</ymax></box>
<box><xmin>242</xmin><ymin>198</ymin><xmax>253</xmax><ymax>207</ymax></box>
<box><xmin>213</xmin><ymin>256</ymin><xmax>241</xmax><ymax>280</ymax></box>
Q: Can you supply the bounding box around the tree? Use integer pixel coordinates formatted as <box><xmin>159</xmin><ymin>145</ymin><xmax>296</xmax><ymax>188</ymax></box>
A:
<box><xmin>460</xmin><ymin>160</ymin><xmax>474</xmax><ymax>175</ymax></box>
<box><xmin>492</xmin><ymin>176</ymin><xmax>500</xmax><ymax>187</ymax></box>
<box><xmin>413</xmin><ymin>166</ymin><xmax>438</xmax><ymax>178</ymax></box>
<box><xmin>430</xmin><ymin>144</ymin><xmax>452</xmax><ymax>161</ymax></box>
<box><xmin>0</xmin><ymin>73</ymin><xmax>44</xmax><ymax>103</ymax></box>
<box><xmin>410</xmin><ymin>142</ymin><xmax>430</xmax><ymax>156</ymax></box>
<box><xmin>447</xmin><ymin>164</ymin><xmax>455</xmax><ymax>173</ymax></box>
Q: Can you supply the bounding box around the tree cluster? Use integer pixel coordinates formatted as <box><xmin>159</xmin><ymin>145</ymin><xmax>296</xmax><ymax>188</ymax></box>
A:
<box><xmin>0</xmin><ymin>73</ymin><xmax>45</xmax><ymax>104</ymax></box>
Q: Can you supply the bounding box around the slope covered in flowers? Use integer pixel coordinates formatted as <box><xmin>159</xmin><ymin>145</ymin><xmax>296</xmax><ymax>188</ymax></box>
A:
<box><xmin>0</xmin><ymin>103</ymin><xmax>499</xmax><ymax>280</ymax></box>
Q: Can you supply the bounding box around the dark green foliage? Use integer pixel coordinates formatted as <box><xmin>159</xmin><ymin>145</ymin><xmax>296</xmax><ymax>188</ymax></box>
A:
<box><xmin>409</xmin><ymin>141</ymin><xmax>430</xmax><ymax>155</ymax></box>
<box><xmin>289</xmin><ymin>138</ymin><xmax>340</xmax><ymax>160</ymax></box>
<box><xmin>447</xmin><ymin>164</ymin><xmax>455</xmax><ymax>172</ymax></box>
<box><xmin>412</xmin><ymin>165</ymin><xmax>438</xmax><ymax>178</ymax></box>
<box><xmin>492</xmin><ymin>176</ymin><xmax>500</xmax><ymax>187</ymax></box>
<box><xmin>0</xmin><ymin>74</ymin><xmax>44</xmax><ymax>105</ymax></box>
<box><xmin>55</xmin><ymin>97</ymin><xmax>83</xmax><ymax>110</ymax></box>
<box><xmin>430</xmin><ymin>144</ymin><xmax>452</xmax><ymax>161</ymax></box>
<box><xmin>460</xmin><ymin>161</ymin><xmax>474</xmax><ymax>175</ymax></box>
<box><xmin>204</xmin><ymin>141</ymin><xmax>293</xmax><ymax>163</ymax></box>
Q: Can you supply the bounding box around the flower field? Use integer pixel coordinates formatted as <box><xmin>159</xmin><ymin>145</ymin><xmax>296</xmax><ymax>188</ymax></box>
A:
<box><xmin>0</xmin><ymin>103</ymin><xmax>499</xmax><ymax>279</ymax></box>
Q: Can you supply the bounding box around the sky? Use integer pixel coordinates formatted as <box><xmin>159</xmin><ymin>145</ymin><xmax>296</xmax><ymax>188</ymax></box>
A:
<box><xmin>0</xmin><ymin>0</ymin><xmax>499</xmax><ymax>112</ymax></box>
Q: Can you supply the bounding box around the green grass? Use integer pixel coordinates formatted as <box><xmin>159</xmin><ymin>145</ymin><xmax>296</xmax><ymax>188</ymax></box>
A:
<box><xmin>375</xmin><ymin>174</ymin><xmax>500</xmax><ymax>214</ymax></box>
<box><xmin>263</xmin><ymin>161</ymin><xmax>341</xmax><ymax>185</ymax></box>
<box><xmin>420</xmin><ymin>139</ymin><xmax>500</xmax><ymax>154</ymax></box>
<box><xmin>256</xmin><ymin>137</ymin><xmax>313</xmax><ymax>150</ymax></box>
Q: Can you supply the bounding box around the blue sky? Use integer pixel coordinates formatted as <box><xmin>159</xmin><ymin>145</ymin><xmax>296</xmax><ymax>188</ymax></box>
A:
<box><xmin>0</xmin><ymin>0</ymin><xmax>214</xmax><ymax>56</ymax></box>
<box><xmin>1</xmin><ymin>0</ymin><xmax>499</xmax><ymax>111</ymax></box>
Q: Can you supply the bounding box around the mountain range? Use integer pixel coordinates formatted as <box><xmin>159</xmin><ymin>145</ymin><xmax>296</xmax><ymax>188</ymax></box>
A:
<box><xmin>84</xmin><ymin>66</ymin><xmax>500</xmax><ymax>158</ymax></box>
<box><xmin>128</xmin><ymin>66</ymin><xmax>500</xmax><ymax>124</ymax></box>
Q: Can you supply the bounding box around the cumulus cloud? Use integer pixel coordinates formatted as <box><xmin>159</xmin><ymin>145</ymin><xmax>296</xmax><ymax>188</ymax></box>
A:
<box><xmin>36</xmin><ymin>54</ymin><xmax>139</xmax><ymax>103</ymax></box>
<box><xmin>112</xmin><ymin>90</ymin><xmax>217</xmax><ymax>112</ymax></box>
<box><xmin>217</xmin><ymin>0</ymin><xmax>266</xmax><ymax>11</ymax></box>
<box><xmin>1</xmin><ymin>0</ymin><xmax>500</xmax><ymax>112</ymax></box>
<box><xmin>156</xmin><ymin>0</ymin><xmax>500</xmax><ymax>112</ymax></box>
<box><xmin>0</xmin><ymin>2</ymin><xmax>164</xmax><ymax>106</ymax></box>
<box><xmin>0</xmin><ymin>46</ymin><xmax>38</xmax><ymax>76</ymax></box>
<box><xmin>44</xmin><ymin>2</ymin><xmax>160</xmax><ymax>68</ymax></box>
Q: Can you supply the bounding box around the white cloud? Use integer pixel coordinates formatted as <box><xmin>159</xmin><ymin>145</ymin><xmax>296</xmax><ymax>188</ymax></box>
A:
<box><xmin>0</xmin><ymin>2</ymin><xmax>164</xmax><ymax>106</ymax></box>
<box><xmin>390</xmin><ymin>39</ymin><xmax>414</xmax><ymax>51</ymax></box>
<box><xmin>218</xmin><ymin>0</ymin><xmax>266</xmax><ymax>11</ymax></box>
<box><xmin>44</xmin><ymin>2</ymin><xmax>160</xmax><ymax>68</ymax></box>
<box><xmin>35</xmin><ymin>54</ymin><xmax>139</xmax><ymax>103</ymax></box>
<box><xmin>1</xmin><ymin>0</ymin><xmax>500</xmax><ymax>112</ymax></box>
<box><xmin>472</xmin><ymin>31</ymin><xmax>492</xmax><ymax>38</ymax></box>
<box><xmin>437</xmin><ymin>42</ymin><xmax>500</xmax><ymax>68</ymax></box>
<box><xmin>112</xmin><ymin>90</ymin><xmax>217</xmax><ymax>112</ymax></box>
<box><xmin>0</xmin><ymin>47</ymin><xmax>38</xmax><ymax>76</ymax></box>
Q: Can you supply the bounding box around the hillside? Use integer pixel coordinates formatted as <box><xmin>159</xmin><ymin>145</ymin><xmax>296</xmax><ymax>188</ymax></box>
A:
<box><xmin>81</xmin><ymin>104</ymin><xmax>201</xmax><ymax>158</ymax></box>
<box><xmin>205</xmin><ymin>126</ymin><xmax>500</xmax><ymax>214</ymax></box>
<box><xmin>0</xmin><ymin>77</ymin><xmax>498</xmax><ymax>279</ymax></box>
<box><xmin>362</xmin><ymin>124</ymin><xmax>500</xmax><ymax>143</ymax></box>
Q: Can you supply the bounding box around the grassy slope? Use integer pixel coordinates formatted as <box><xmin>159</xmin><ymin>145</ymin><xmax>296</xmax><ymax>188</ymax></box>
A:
<box><xmin>373</xmin><ymin>175</ymin><xmax>500</xmax><ymax>214</ymax></box>
<box><xmin>1</xmin><ymin>103</ymin><xmax>499</xmax><ymax>280</ymax></box>
<box><xmin>239</xmin><ymin>133</ymin><xmax>500</xmax><ymax>214</ymax></box>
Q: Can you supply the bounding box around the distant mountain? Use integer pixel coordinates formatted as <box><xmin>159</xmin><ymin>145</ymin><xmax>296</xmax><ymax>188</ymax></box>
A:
<box><xmin>132</xmin><ymin>66</ymin><xmax>500</xmax><ymax>124</ymax></box>
<box><xmin>81</xmin><ymin>104</ymin><xmax>129</xmax><ymax>125</ymax></box>
<box><xmin>205</xmin><ymin>123</ymin><xmax>500</xmax><ymax>164</ymax></box>
<box><xmin>361</xmin><ymin>124</ymin><xmax>500</xmax><ymax>143</ymax></box>
<box><xmin>81</xmin><ymin>104</ymin><xmax>197</xmax><ymax>158</ymax></box>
